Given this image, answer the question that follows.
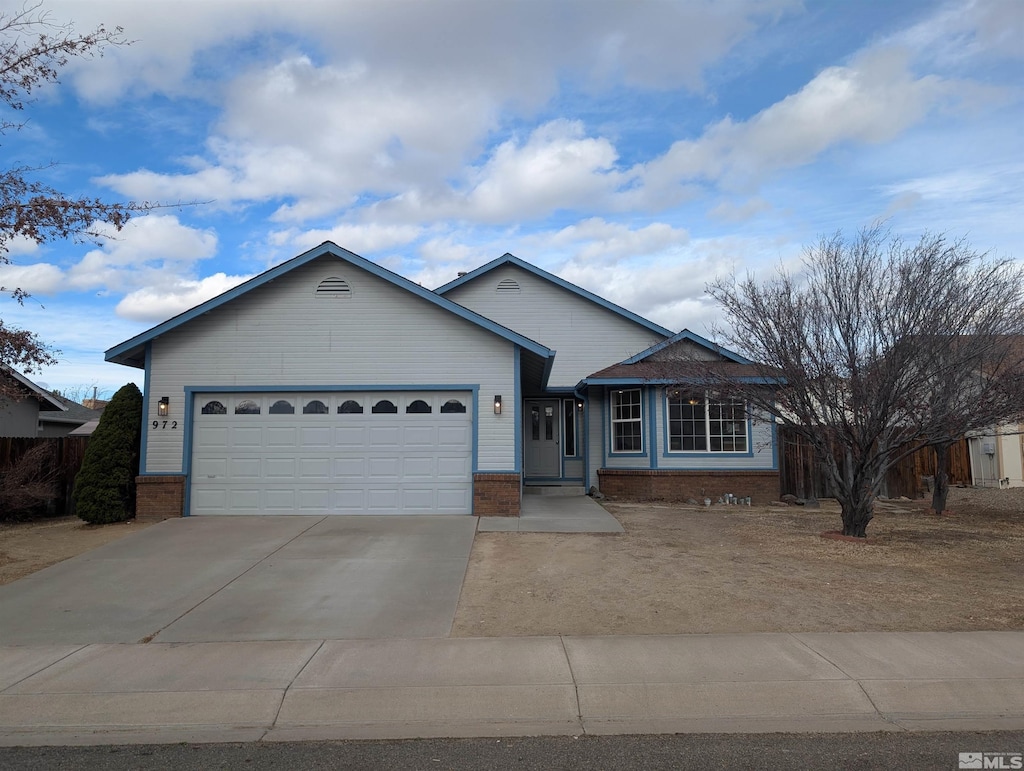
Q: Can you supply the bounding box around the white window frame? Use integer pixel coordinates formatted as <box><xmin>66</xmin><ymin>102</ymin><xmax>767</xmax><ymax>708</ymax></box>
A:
<box><xmin>610</xmin><ymin>388</ymin><xmax>644</xmax><ymax>453</ymax></box>
<box><xmin>666</xmin><ymin>391</ymin><xmax>748</xmax><ymax>453</ymax></box>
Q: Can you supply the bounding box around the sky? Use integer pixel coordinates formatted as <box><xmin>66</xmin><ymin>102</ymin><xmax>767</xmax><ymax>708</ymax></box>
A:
<box><xmin>1</xmin><ymin>0</ymin><xmax>1022</xmax><ymax>398</ymax></box>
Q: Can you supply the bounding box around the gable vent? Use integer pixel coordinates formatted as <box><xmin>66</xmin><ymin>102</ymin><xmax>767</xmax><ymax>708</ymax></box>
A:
<box><xmin>316</xmin><ymin>277</ymin><xmax>351</xmax><ymax>298</ymax></box>
<box><xmin>496</xmin><ymin>278</ymin><xmax>520</xmax><ymax>294</ymax></box>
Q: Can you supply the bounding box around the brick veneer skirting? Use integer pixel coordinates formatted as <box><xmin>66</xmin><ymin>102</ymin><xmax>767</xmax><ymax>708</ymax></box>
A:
<box><xmin>597</xmin><ymin>469</ymin><xmax>780</xmax><ymax>505</ymax></box>
<box><xmin>135</xmin><ymin>475</ymin><xmax>186</xmax><ymax>521</ymax></box>
<box><xmin>473</xmin><ymin>472</ymin><xmax>521</xmax><ymax>516</ymax></box>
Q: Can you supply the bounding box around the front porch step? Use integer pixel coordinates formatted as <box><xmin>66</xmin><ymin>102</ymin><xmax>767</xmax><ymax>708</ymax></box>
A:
<box><xmin>523</xmin><ymin>485</ymin><xmax>586</xmax><ymax>497</ymax></box>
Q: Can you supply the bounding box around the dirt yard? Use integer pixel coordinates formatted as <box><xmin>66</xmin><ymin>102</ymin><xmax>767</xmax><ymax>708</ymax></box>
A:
<box><xmin>452</xmin><ymin>486</ymin><xmax>1024</xmax><ymax>636</ymax></box>
<box><xmin>0</xmin><ymin>517</ymin><xmax>151</xmax><ymax>586</ymax></box>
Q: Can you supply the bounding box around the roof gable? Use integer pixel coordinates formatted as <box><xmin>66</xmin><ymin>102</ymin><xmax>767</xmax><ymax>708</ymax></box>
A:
<box><xmin>435</xmin><ymin>253</ymin><xmax>673</xmax><ymax>338</ymax></box>
<box><xmin>620</xmin><ymin>329</ymin><xmax>752</xmax><ymax>365</ymax></box>
<box><xmin>106</xmin><ymin>242</ymin><xmax>554</xmax><ymax>368</ymax></box>
<box><xmin>1</xmin><ymin>365</ymin><xmax>66</xmax><ymax>411</ymax></box>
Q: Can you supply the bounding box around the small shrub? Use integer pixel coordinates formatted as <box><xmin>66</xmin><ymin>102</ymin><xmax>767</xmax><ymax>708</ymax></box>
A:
<box><xmin>0</xmin><ymin>442</ymin><xmax>60</xmax><ymax>521</ymax></box>
<box><xmin>73</xmin><ymin>383</ymin><xmax>142</xmax><ymax>524</ymax></box>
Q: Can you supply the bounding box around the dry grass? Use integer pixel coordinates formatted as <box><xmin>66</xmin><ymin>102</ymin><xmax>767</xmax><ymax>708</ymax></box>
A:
<box><xmin>452</xmin><ymin>486</ymin><xmax>1024</xmax><ymax>637</ymax></box>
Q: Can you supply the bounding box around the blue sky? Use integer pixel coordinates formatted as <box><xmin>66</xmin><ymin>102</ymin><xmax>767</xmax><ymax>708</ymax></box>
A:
<box><xmin>1</xmin><ymin>0</ymin><xmax>1021</xmax><ymax>397</ymax></box>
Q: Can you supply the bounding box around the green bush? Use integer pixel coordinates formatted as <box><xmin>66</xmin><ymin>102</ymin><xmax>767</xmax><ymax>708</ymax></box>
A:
<box><xmin>73</xmin><ymin>383</ymin><xmax>142</xmax><ymax>524</ymax></box>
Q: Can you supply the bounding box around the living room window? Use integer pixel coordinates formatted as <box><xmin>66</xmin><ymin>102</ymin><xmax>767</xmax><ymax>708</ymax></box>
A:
<box><xmin>610</xmin><ymin>389</ymin><xmax>643</xmax><ymax>452</ymax></box>
<box><xmin>667</xmin><ymin>391</ymin><xmax>747</xmax><ymax>452</ymax></box>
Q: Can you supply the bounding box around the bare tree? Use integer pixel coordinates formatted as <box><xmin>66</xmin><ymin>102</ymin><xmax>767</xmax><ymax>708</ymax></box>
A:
<box><xmin>695</xmin><ymin>227</ymin><xmax>1024</xmax><ymax>537</ymax></box>
<box><xmin>0</xmin><ymin>3</ymin><xmax>153</xmax><ymax>395</ymax></box>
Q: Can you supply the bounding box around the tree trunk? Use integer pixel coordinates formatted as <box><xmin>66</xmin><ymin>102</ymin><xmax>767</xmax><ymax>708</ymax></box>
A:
<box><xmin>931</xmin><ymin>442</ymin><xmax>950</xmax><ymax>513</ymax></box>
<box><xmin>835</xmin><ymin>450</ymin><xmax>875</xmax><ymax>538</ymax></box>
<box><xmin>839</xmin><ymin>496</ymin><xmax>873</xmax><ymax>537</ymax></box>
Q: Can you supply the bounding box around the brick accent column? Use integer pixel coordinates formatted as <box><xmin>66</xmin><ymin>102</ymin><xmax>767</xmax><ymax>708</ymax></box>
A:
<box><xmin>135</xmin><ymin>475</ymin><xmax>186</xmax><ymax>521</ymax></box>
<box><xmin>473</xmin><ymin>472</ymin><xmax>521</xmax><ymax>516</ymax></box>
<box><xmin>597</xmin><ymin>469</ymin><xmax>780</xmax><ymax>505</ymax></box>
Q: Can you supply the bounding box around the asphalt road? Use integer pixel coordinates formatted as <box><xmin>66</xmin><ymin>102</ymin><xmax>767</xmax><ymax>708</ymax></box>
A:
<box><xmin>2</xmin><ymin>732</ymin><xmax>1023</xmax><ymax>770</ymax></box>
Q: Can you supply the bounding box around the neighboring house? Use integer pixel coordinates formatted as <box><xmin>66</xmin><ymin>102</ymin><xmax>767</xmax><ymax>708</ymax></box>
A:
<box><xmin>0</xmin><ymin>366</ymin><xmax>100</xmax><ymax>437</ymax></box>
<box><xmin>105</xmin><ymin>242</ymin><xmax>780</xmax><ymax>518</ymax></box>
<box><xmin>966</xmin><ymin>428</ymin><xmax>1024</xmax><ymax>488</ymax></box>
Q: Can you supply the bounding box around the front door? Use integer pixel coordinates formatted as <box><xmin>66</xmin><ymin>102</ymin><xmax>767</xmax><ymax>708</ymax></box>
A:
<box><xmin>524</xmin><ymin>399</ymin><xmax>561</xmax><ymax>477</ymax></box>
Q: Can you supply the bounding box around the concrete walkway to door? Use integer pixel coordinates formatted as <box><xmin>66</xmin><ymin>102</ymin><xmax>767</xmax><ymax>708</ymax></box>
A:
<box><xmin>0</xmin><ymin>515</ymin><xmax>476</xmax><ymax>646</ymax></box>
<box><xmin>477</xmin><ymin>494</ymin><xmax>623</xmax><ymax>533</ymax></box>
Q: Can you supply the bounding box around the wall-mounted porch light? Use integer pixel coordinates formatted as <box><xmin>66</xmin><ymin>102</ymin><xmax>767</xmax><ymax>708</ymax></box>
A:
<box><xmin>577</xmin><ymin>401</ymin><xmax>584</xmax><ymax>411</ymax></box>
<box><xmin>493</xmin><ymin>395</ymin><xmax>502</xmax><ymax>415</ymax></box>
<box><xmin>157</xmin><ymin>397</ymin><xmax>170</xmax><ymax>417</ymax></box>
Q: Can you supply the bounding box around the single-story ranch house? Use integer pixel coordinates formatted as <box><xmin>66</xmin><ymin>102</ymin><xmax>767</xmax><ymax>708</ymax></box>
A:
<box><xmin>105</xmin><ymin>242</ymin><xmax>779</xmax><ymax>518</ymax></box>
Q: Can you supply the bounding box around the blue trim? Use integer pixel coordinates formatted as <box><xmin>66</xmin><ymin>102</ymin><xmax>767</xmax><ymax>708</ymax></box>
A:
<box><xmin>620</xmin><ymin>328</ymin><xmax>752</xmax><ymax>365</ymax></box>
<box><xmin>434</xmin><ymin>253</ymin><xmax>673</xmax><ymax>337</ymax></box>
<box><xmin>514</xmin><ymin>347</ymin><xmax>522</xmax><ymax>474</ymax></box>
<box><xmin>139</xmin><ymin>342</ymin><xmax>152</xmax><ymax>474</ymax></box>
<box><xmin>586</xmin><ymin>376</ymin><xmax>779</xmax><ymax>386</ymax></box>
<box><xmin>648</xmin><ymin>388</ymin><xmax>658</xmax><ymax>470</ymax></box>
<box><xmin>182</xmin><ymin>390</ymin><xmax>195</xmax><ymax>517</ymax></box>
<box><xmin>659</xmin><ymin>390</ymin><xmax>756</xmax><ymax>459</ymax></box>
<box><xmin>607</xmin><ymin>386</ymin><xmax>647</xmax><ymax>458</ymax></box>
<box><xmin>184</xmin><ymin>384</ymin><xmax>480</xmax><ymax>393</ymax></box>
<box><xmin>600</xmin><ymin>386</ymin><xmax>607</xmax><ymax>469</ymax></box>
<box><xmin>471</xmin><ymin>389</ymin><xmax>479</xmax><ymax>474</ymax></box>
<box><xmin>106</xmin><ymin>242</ymin><xmax>553</xmax><ymax>367</ymax></box>
<box><xmin>581</xmin><ymin>392</ymin><xmax>590</xmax><ymax>490</ymax></box>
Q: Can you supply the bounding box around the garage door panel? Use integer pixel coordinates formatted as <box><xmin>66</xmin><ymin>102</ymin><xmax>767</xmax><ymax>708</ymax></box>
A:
<box><xmin>368</xmin><ymin>456</ymin><xmax>401</xmax><ymax>479</ymax></box>
<box><xmin>264</xmin><ymin>457</ymin><xmax>296</xmax><ymax>478</ymax></box>
<box><xmin>229</xmin><ymin>458</ymin><xmax>261</xmax><ymax>478</ymax></box>
<box><xmin>191</xmin><ymin>391</ymin><xmax>473</xmax><ymax>515</ymax></box>
<box><xmin>335</xmin><ymin>457</ymin><xmax>365</xmax><ymax>477</ymax></box>
<box><xmin>299</xmin><ymin>458</ymin><xmax>331</xmax><ymax>479</ymax></box>
<box><xmin>403</xmin><ymin>426</ymin><xmax>436</xmax><ymax>446</ymax></box>
<box><xmin>266</xmin><ymin>427</ymin><xmax>298</xmax><ymax>447</ymax></box>
<box><xmin>403</xmin><ymin>457</ymin><xmax>435</xmax><ymax>478</ymax></box>
<box><xmin>369</xmin><ymin>426</ymin><xmax>401</xmax><ymax>447</ymax></box>
<box><xmin>438</xmin><ymin>425</ymin><xmax>471</xmax><ymax>447</ymax></box>
<box><xmin>230</xmin><ymin>427</ymin><xmax>263</xmax><ymax>447</ymax></box>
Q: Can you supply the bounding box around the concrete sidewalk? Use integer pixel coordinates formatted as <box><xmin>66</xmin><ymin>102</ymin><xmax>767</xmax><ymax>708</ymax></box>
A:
<box><xmin>2</xmin><ymin>631</ymin><xmax>1023</xmax><ymax>746</ymax></box>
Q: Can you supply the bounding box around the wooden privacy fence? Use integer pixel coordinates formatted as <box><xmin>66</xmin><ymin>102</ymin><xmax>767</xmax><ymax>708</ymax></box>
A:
<box><xmin>0</xmin><ymin>436</ymin><xmax>90</xmax><ymax>518</ymax></box>
<box><xmin>778</xmin><ymin>427</ymin><xmax>972</xmax><ymax>500</ymax></box>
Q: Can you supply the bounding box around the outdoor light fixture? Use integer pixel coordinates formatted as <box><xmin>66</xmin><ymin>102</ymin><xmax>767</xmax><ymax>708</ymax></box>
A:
<box><xmin>494</xmin><ymin>395</ymin><xmax>502</xmax><ymax>415</ymax></box>
<box><xmin>158</xmin><ymin>397</ymin><xmax>169</xmax><ymax>417</ymax></box>
<box><xmin>577</xmin><ymin>401</ymin><xmax>584</xmax><ymax>411</ymax></box>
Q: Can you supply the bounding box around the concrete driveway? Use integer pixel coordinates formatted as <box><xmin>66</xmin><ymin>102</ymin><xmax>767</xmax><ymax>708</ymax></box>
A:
<box><xmin>0</xmin><ymin>516</ymin><xmax>477</xmax><ymax>645</ymax></box>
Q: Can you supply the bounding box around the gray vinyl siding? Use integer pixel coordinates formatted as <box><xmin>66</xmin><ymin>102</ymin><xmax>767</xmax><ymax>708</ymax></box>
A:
<box><xmin>444</xmin><ymin>264</ymin><xmax>665</xmax><ymax>388</ymax></box>
<box><xmin>586</xmin><ymin>388</ymin><xmax>606</xmax><ymax>488</ymax></box>
<box><xmin>0</xmin><ymin>398</ymin><xmax>40</xmax><ymax>437</ymax></box>
<box><xmin>145</xmin><ymin>255</ymin><xmax>517</xmax><ymax>474</ymax></box>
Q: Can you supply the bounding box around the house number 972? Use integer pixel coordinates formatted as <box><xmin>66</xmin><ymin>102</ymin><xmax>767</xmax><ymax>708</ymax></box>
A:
<box><xmin>152</xmin><ymin>420</ymin><xmax>178</xmax><ymax>429</ymax></box>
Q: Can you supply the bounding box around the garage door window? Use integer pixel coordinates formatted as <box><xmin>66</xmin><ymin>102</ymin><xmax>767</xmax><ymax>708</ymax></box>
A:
<box><xmin>372</xmin><ymin>399</ymin><xmax>398</xmax><ymax>414</ymax></box>
<box><xmin>202</xmin><ymin>400</ymin><xmax>226</xmax><ymax>415</ymax></box>
<box><xmin>235</xmin><ymin>399</ymin><xmax>260</xmax><ymax>414</ymax></box>
<box><xmin>407</xmin><ymin>399</ymin><xmax>431</xmax><ymax>413</ymax></box>
<box><xmin>338</xmin><ymin>399</ymin><xmax>363</xmax><ymax>414</ymax></box>
<box><xmin>303</xmin><ymin>399</ymin><xmax>328</xmax><ymax>414</ymax></box>
<box><xmin>441</xmin><ymin>399</ymin><xmax>466</xmax><ymax>413</ymax></box>
<box><xmin>269</xmin><ymin>399</ymin><xmax>294</xmax><ymax>414</ymax></box>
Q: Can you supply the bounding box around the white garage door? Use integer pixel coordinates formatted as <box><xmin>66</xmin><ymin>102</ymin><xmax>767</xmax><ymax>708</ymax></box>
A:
<box><xmin>190</xmin><ymin>391</ymin><xmax>473</xmax><ymax>515</ymax></box>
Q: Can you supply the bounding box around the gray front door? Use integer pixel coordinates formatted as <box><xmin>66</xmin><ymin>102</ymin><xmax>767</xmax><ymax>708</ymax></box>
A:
<box><xmin>524</xmin><ymin>399</ymin><xmax>560</xmax><ymax>477</ymax></box>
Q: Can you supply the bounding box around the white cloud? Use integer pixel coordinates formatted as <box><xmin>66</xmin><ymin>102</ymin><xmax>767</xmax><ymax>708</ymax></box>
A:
<box><xmin>115</xmin><ymin>272</ymin><xmax>252</xmax><ymax>323</ymax></box>
<box><xmin>0</xmin><ymin>263</ymin><xmax>65</xmax><ymax>295</ymax></box>
<box><xmin>637</xmin><ymin>47</ymin><xmax>955</xmax><ymax>199</ymax></box>
<box><xmin>272</xmin><ymin>223</ymin><xmax>423</xmax><ymax>255</ymax></box>
<box><xmin>65</xmin><ymin>215</ymin><xmax>218</xmax><ymax>292</ymax></box>
<box><xmin>531</xmin><ymin>218</ymin><xmax>690</xmax><ymax>264</ymax></box>
<box><xmin>709</xmin><ymin>197</ymin><xmax>772</xmax><ymax>223</ymax></box>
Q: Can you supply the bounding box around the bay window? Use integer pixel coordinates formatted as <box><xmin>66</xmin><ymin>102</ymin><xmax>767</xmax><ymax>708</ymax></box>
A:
<box><xmin>667</xmin><ymin>391</ymin><xmax>747</xmax><ymax>452</ymax></box>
